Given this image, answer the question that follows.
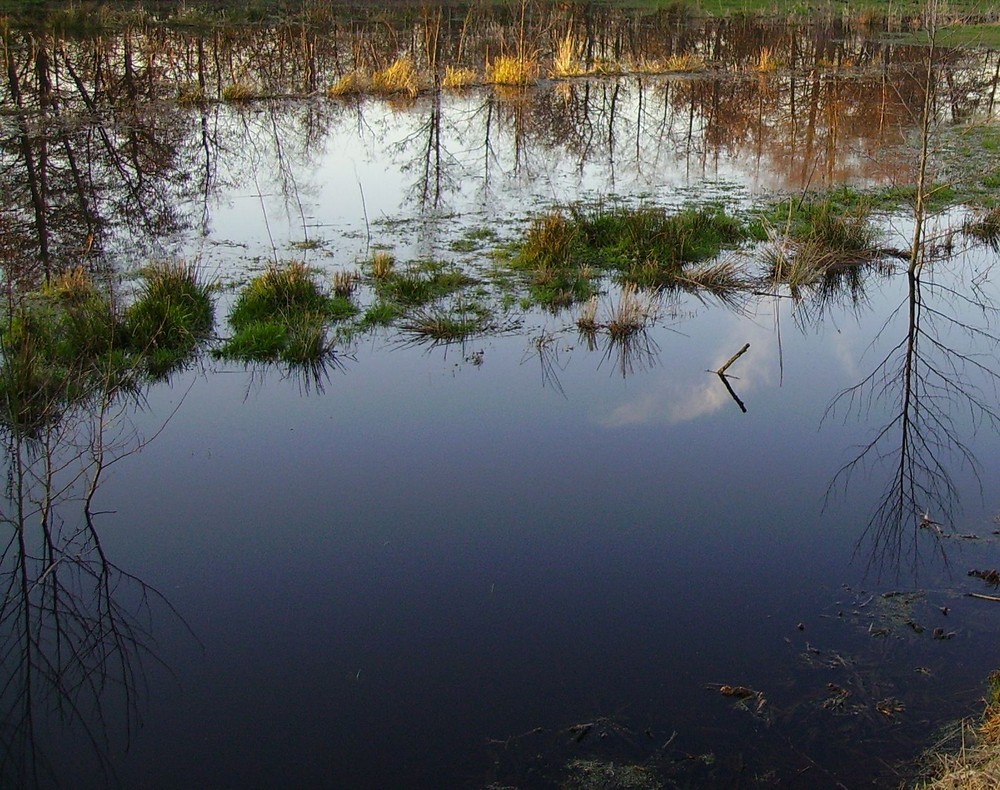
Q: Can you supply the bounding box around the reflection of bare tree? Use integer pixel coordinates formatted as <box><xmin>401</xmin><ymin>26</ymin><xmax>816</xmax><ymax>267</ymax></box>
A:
<box><xmin>827</xmin><ymin>250</ymin><xmax>1000</xmax><ymax>573</ymax></box>
<box><xmin>0</xmin><ymin>386</ymin><xmax>190</xmax><ymax>786</ymax></box>
<box><xmin>826</xmin><ymin>25</ymin><xmax>1000</xmax><ymax>573</ymax></box>
<box><xmin>0</xmin><ymin>31</ymin><xmax>194</xmax><ymax>283</ymax></box>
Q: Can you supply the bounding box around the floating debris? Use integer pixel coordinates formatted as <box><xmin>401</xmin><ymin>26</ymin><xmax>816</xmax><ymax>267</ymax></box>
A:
<box><xmin>969</xmin><ymin>569</ymin><xmax>1000</xmax><ymax>587</ymax></box>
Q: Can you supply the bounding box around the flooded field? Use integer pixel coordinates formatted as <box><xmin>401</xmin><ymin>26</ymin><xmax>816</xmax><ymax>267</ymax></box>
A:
<box><xmin>4</xmin><ymin>2</ymin><xmax>1000</xmax><ymax>787</ymax></box>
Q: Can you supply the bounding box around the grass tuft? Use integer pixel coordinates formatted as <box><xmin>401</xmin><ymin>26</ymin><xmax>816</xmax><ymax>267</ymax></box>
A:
<box><xmin>218</xmin><ymin>261</ymin><xmax>349</xmax><ymax>365</ymax></box>
<box><xmin>755</xmin><ymin>46</ymin><xmax>780</xmax><ymax>72</ymax></box>
<box><xmin>551</xmin><ymin>32</ymin><xmax>585</xmax><ymax>78</ymax></box>
<box><xmin>126</xmin><ymin>261</ymin><xmax>214</xmax><ymax>372</ymax></box>
<box><xmin>222</xmin><ymin>82</ymin><xmax>257</xmax><ymax>102</ymax></box>
<box><xmin>487</xmin><ymin>54</ymin><xmax>538</xmax><ymax>86</ymax></box>
<box><xmin>332</xmin><ymin>270</ymin><xmax>360</xmax><ymax>298</ymax></box>
<box><xmin>400</xmin><ymin>304</ymin><xmax>491</xmax><ymax>344</ymax></box>
<box><xmin>371</xmin><ymin>57</ymin><xmax>423</xmax><ymax>98</ymax></box>
<box><xmin>605</xmin><ymin>283</ymin><xmax>658</xmax><ymax>340</ymax></box>
<box><xmin>228</xmin><ymin>261</ymin><xmax>328</xmax><ymax>329</ymax></box>
<box><xmin>370</xmin><ymin>251</ymin><xmax>396</xmax><ymax>280</ymax></box>
<box><xmin>328</xmin><ymin>70</ymin><xmax>370</xmax><ymax>97</ymax></box>
<box><xmin>442</xmin><ymin>66</ymin><xmax>478</xmax><ymax>89</ymax></box>
<box><xmin>964</xmin><ymin>206</ymin><xmax>1000</xmax><ymax>250</ymax></box>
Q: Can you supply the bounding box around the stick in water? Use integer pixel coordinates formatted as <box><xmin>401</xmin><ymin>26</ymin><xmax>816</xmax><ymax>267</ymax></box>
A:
<box><xmin>717</xmin><ymin>343</ymin><xmax>750</xmax><ymax>376</ymax></box>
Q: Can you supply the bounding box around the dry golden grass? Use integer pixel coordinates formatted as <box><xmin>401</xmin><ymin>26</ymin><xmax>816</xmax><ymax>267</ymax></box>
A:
<box><xmin>550</xmin><ymin>32</ymin><xmax>585</xmax><ymax>78</ymax></box>
<box><xmin>332</xmin><ymin>270</ymin><xmax>360</xmax><ymax>298</ymax></box>
<box><xmin>576</xmin><ymin>296</ymin><xmax>599</xmax><ymax>334</ymax></box>
<box><xmin>442</xmin><ymin>65</ymin><xmax>478</xmax><ymax>90</ymax></box>
<box><xmin>46</xmin><ymin>266</ymin><xmax>94</xmax><ymax>300</ymax></box>
<box><xmin>370</xmin><ymin>251</ymin><xmax>396</xmax><ymax>280</ymax></box>
<box><xmin>177</xmin><ymin>82</ymin><xmax>206</xmax><ymax>105</ymax></box>
<box><xmin>222</xmin><ymin>82</ymin><xmax>257</xmax><ymax>102</ymax></box>
<box><xmin>487</xmin><ymin>54</ymin><xmax>538</xmax><ymax>86</ymax></box>
<box><xmin>916</xmin><ymin>674</ymin><xmax>1000</xmax><ymax>789</ymax></box>
<box><xmin>676</xmin><ymin>257</ymin><xmax>751</xmax><ymax>301</ymax></box>
<box><xmin>606</xmin><ymin>283</ymin><xmax>657</xmax><ymax>340</ymax></box>
<box><xmin>755</xmin><ymin>46</ymin><xmax>780</xmax><ymax>73</ymax></box>
<box><xmin>371</xmin><ymin>56</ymin><xmax>423</xmax><ymax>98</ymax></box>
<box><xmin>918</xmin><ymin>725</ymin><xmax>1000</xmax><ymax>788</ymax></box>
<box><xmin>328</xmin><ymin>70</ymin><xmax>370</xmax><ymax>97</ymax></box>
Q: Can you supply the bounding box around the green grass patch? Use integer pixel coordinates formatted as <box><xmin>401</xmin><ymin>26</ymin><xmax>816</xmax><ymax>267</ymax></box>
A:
<box><xmin>373</xmin><ymin>264</ymin><xmax>476</xmax><ymax>307</ymax></box>
<box><xmin>0</xmin><ymin>263</ymin><xmax>213</xmax><ymax>434</ymax></box>
<box><xmin>126</xmin><ymin>261</ymin><xmax>215</xmax><ymax>375</ymax></box>
<box><xmin>509</xmin><ymin>202</ymin><xmax>747</xmax><ymax>306</ymax></box>
<box><xmin>905</xmin><ymin>23</ymin><xmax>1000</xmax><ymax>49</ymax></box>
<box><xmin>400</xmin><ymin>305</ymin><xmax>492</xmax><ymax>344</ymax></box>
<box><xmin>218</xmin><ymin>261</ymin><xmax>350</xmax><ymax>364</ymax></box>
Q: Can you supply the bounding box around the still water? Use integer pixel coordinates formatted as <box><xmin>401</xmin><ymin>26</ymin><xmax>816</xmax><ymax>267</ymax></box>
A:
<box><xmin>4</xmin><ymin>7</ymin><xmax>1000</xmax><ymax>788</ymax></box>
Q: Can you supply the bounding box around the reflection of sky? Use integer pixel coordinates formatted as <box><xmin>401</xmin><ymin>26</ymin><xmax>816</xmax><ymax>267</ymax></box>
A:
<box><xmin>194</xmin><ymin>77</ymin><xmax>915</xmax><ymax>277</ymax></box>
<box><xmin>48</xmin><ymin>77</ymin><xmax>1000</xmax><ymax>789</ymax></box>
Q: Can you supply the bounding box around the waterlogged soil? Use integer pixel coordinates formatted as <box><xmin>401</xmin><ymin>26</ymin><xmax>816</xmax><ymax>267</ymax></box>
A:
<box><xmin>6</xmin><ymin>7</ymin><xmax>1000</xmax><ymax>789</ymax></box>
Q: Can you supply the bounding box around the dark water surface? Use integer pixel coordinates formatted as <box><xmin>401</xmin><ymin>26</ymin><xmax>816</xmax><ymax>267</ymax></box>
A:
<box><xmin>5</xmin><ymin>6</ymin><xmax>1000</xmax><ymax>788</ymax></box>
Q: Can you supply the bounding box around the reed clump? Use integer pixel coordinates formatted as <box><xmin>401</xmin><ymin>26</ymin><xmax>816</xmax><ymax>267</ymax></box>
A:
<box><xmin>222</xmin><ymin>82</ymin><xmax>257</xmax><ymax>102</ymax></box>
<box><xmin>487</xmin><ymin>54</ymin><xmax>538</xmax><ymax>86</ymax></box>
<box><xmin>332</xmin><ymin>270</ymin><xmax>360</xmax><ymax>298</ymax></box>
<box><xmin>442</xmin><ymin>66</ymin><xmax>479</xmax><ymax>90</ymax></box>
<box><xmin>755</xmin><ymin>46</ymin><xmax>780</xmax><ymax>72</ymax></box>
<box><xmin>369</xmin><ymin>251</ymin><xmax>396</xmax><ymax>280</ymax></box>
<box><xmin>371</xmin><ymin>57</ymin><xmax>423</xmax><ymax>98</ymax></box>
<box><xmin>328</xmin><ymin>70</ymin><xmax>370</xmax><ymax>98</ymax></box>
<box><xmin>550</xmin><ymin>32</ymin><xmax>585</xmax><ymax>78</ymax></box>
